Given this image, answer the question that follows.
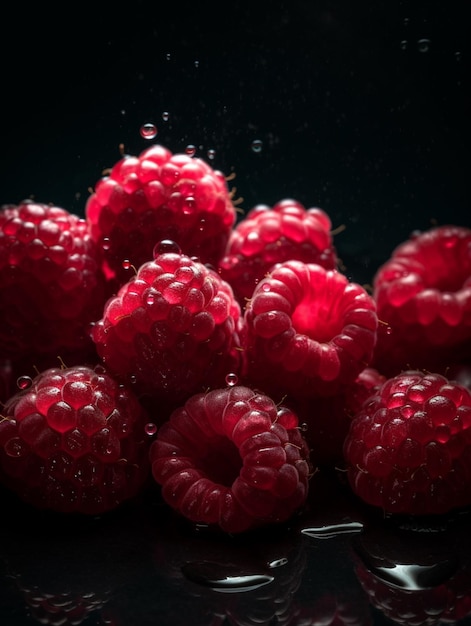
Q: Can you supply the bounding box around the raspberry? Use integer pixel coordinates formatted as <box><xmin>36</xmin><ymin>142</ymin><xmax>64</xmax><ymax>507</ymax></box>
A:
<box><xmin>242</xmin><ymin>260</ymin><xmax>378</xmax><ymax>399</ymax></box>
<box><xmin>149</xmin><ymin>384</ymin><xmax>311</xmax><ymax>533</ymax></box>
<box><xmin>85</xmin><ymin>144</ymin><xmax>237</xmax><ymax>285</ymax></box>
<box><xmin>0</xmin><ymin>365</ymin><xmax>151</xmax><ymax>514</ymax></box>
<box><xmin>91</xmin><ymin>243</ymin><xmax>243</xmax><ymax>407</ymax></box>
<box><xmin>0</xmin><ymin>201</ymin><xmax>107</xmax><ymax>374</ymax></box>
<box><xmin>372</xmin><ymin>225</ymin><xmax>471</xmax><ymax>377</ymax></box>
<box><xmin>343</xmin><ymin>370</ymin><xmax>471</xmax><ymax>515</ymax></box>
<box><xmin>218</xmin><ymin>198</ymin><xmax>337</xmax><ymax>305</ymax></box>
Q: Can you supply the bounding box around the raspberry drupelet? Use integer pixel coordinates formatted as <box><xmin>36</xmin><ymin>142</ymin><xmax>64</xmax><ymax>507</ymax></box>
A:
<box><xmin>0</xmin><ymin>365</ymin><xmax>152</xmax><ymax>514</ymax></box>
<box><xmin>343</xmin><ymin>370</ymin><xmax>471</xmax><ymax>516</ymax></box>
<box><xmin>85</xmin><ymin>144</ymin><xmax>237</xmax><ymax>286</ymax></box>
<box><xmin>218</xmin><ymin>198</ymin><xmax>338</xmax><ymax>306</ymax></box>
<box><xmin>242</xmin><ymin>260</ymin><xmax>378</xmax><ymax>401</ymax></box>
<box><xmin>372</xmin><ymin>224</ymin><xmax>471</xmax><ymax>377</ymax></box>
<box><xmin>149</xmin><ymin>384</ymin><xmax>311</xmax><ymax>533</ymax></box>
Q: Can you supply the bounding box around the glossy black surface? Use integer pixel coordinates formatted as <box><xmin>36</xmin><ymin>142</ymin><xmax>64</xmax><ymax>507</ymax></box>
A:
<box><xmin>2</xmin><ymin>2</ymin><xmax>471</xmax><ymax>624</ymax></box>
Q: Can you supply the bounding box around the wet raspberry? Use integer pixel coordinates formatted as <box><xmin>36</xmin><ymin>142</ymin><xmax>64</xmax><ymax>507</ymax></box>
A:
<box><xmin>373</xmin><ymin>225</ymin><xmax>471</xmax><ymax>376</ymax></box>
<box><xmin>85</xmin><ymin>144</ymin><xmax>236</xmax><ymax>285</ymax></box>
<box><xmin>0</xmin><ymin>201</ymin><xmax>107</xmax><ymax>373</ymax></box>
<box><xmin>91</xmin><ymin>246</ymin><xmax>243</xmax><ymax>406</ymax></box>
<box><xmin>344</xmin><ymin>371</ymin><xmax>471</xmax><ymax>515</ymax></box>
<box><xmin>219</xmin><ymin>199</ymin><xmax>337</xmax><ymax>305</ymax></box>
<box><xmin>0</xmin><ymin>365</ymin><xmax>151</xmax><ymax>514</ymax></box>
<box><xmin>149</xmin><ymin>385</ymin><xmax>311</xmax><ymax>533</ymax></box>
<box><xmin>242</xmin><ymin>260</ymin><xmax>378</xmax><ymax>399</ymax></box>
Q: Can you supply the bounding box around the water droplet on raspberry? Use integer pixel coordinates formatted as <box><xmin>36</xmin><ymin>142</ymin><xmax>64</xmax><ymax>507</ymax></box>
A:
<box><xmin>225</xmin><ymin>373</ymin><xmax>239</xmax><ymax>387</ymax></box>
<box><xmin>145</xmin><ymin>422</ymin><xmax>158</xmax><ymax>436</ymax></box>
<box><xmin>268</xmin><ymin>557</ymin><xmax>288</xmax><ymax>568</ymax></box>
<box><xmin>153</xmin><ymin>239</ymin><xmax>182</xmax><ymax>257</ymax></box>
<box><xmin>140</xmin><ymin>123</ymin><xmax>158</xmax><ymax>140</ymax></box>
<box><xmin>102</xmin><ymin>237</ymin><xmax>111</xmax><ymax>250</ymax></box>
<box><xmin>146</xmin><ymin>293</ymin><xmax>155</xmax><ymax>306</ymax></box>
<box><xmin>182</xmin><ymin>196</ymin><xmax>196</xmax><ymax>215</ymax></box>
<box><xmin>207</xmin><ymin>149</ymin><xmax>216</xmax><ymax>160</ymax></box>
<box><xmin>185</xmin><ymin>144</ymin><xmax>196</xmax><ymax>157</ymax></box>
<box><xmin>5</xmin><ymin>437</ymin><xmax>27</xmax><ymax>457</ymax></box>
<box><xmin>17</xmin><ymin>375</ymin><xmax>33</xmax><ymax>390</ymax></box>
<box><xmin>261</xmin><ymin>283</ymin><xmax>271</xmax><ymax>292</ymax></box>
<box><xmin>162</xmin><ymin>111</ymin><xmax>170</xmax><ymax>121</ymax></box>
<box><xmin>251</xmin><ymin>139</ymin><xmax>263</xmax><ymax>153</ymax></box>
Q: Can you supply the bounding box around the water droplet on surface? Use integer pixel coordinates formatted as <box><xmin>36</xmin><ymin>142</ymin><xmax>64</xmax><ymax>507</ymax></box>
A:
<box><xmin>268</xmin><ymin>558</ymin><xmax>288</xmax><ymax>569</ymax></box>
<box><xmin>261</xmin><ymin>283</ymin><xmax>271</xmax><ymax>292</ymax></box>
<box><xmin>207</xmin><ymin>149</ymin><xmax>216</xmax><ymax>160</ymax></box>
<box><xmin>301</xmin><ymin>521</ymin><xmax>364</xmax><ymax>539</ymax></box>
<box><xmin>251</xmin><ymin>139</ymin><xmax>263</xmax><ymax>153</ymax></box>
<box><xmin>185</xmin><ymin>144</ymin><xmax>196</xmax><ymax>157</ymax></box>
<box><xmin>140</xmin><ymin>123</ymin><xmax>158</xmax><ymax>140</ymax></box>
<box><xmin>145</xmin><ymin>422</ymin><xmax>158</xmax><ymax>436</ymax></box>
<box><xmin>162</xmin><ymin>111</ymin><xmax>170</xmax><ymax>121</ymax></box>
<box><xmin>225</xmin><ymin>373</ymin><xmax>238</xmax><ymax>387</ymax></box>
<box><xmin>182</xmin><ymin>196</ymin><xmax>196</xmax><ymax>215</ymax></box>
<box><xmin>153</xmin><ymin>239</ymin><xmax>182</xmax><ymax>257</ymax></box>
<box><xmin>181</xmin><ymin>561</ymin><xmax>274</xmax><ymax>592</ymax></box>
<box><xmin>17</xmin><ymin>375</ymin><xmax>33</xmax><ymax>390</ymax></box>
<box><xmin>417</xmin><ymin>38</ymin><xmax>431</xmax><ymax>53</ymax></box>
<box><xmin>145</xmin><ymin>293</ymin><xmax>155</xmax><ymax>306</ymax></box>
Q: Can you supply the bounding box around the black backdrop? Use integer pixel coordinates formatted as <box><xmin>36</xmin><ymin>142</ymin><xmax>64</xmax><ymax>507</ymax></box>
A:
<box><xmin>2</xmin><ymin>0</ymin><xmax>470</xmax><ymax>285</ymax></box>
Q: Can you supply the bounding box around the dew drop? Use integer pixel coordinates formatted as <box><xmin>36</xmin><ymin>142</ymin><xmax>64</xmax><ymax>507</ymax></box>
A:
<box><xmin>140</xmin><ymin>123</ymin><xmax>158</xmax><ymax>140</ymax></box>
<box><xmin>417</xmin><ymin>38</ymin><xmax>431</xmax><ymax>53</ymax></box>
<box><xmin>251</xmin><ymin>139</ymin><xmax>263</xmax><ymax>153</ymax></box>
<box><xmin>102</xmin><ymin>237</ymin><xmax>111</xmax><ymax>251</ymax></box>
<box><xmin>153</xmin><ymin>239</ymin><xmax>182</xmax><ymax>257</ymax></box>
<box><xmin>225</xmin><ymin>373</ymin><xmax>239</xmax><ymax>387</ymax></box>
<box><xmin>185</xmin><ymin>144</ymin><xmax>197</xmax><ymax>157</ymax></box>
<box><xmin>17</xmin><ymin>375</ymin><xmax>33</xmax><ymax>390</ymax></box>
<box><xmin>145</xmin><ymin>422</ymin><xmax>158</xmax><ymax>436</ymax></box>
<box><xmin>207</xmin><ymin>149</ymin><xmax>216</xmax><ymax>160</ymax></box>
<box><xmin>162</xmin><ymin>111</ymin><xmax>170</xmax><ymax>121</ymax></box>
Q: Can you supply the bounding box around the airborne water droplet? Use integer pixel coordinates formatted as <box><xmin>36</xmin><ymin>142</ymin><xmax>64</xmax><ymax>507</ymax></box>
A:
<box><xmin>102</xmin><ymin>237</ymin><xmax>111</xmax><ymax>251</ymax></box>
<box><xmin>417</xmin><ymin>38</ymin><xmax>431</xmax><ymax>53</ymax></box>
<box><xmin>225</xmin><ymin>373</ymin><xmax>239</xmax><ymax>387</ymax></box>
<box><xmin>145</xmin><ymin>423</ymin><xmax>158</xmax><ymax>436</ymax></box>
<box><xmin>251</xmin><ymin>139</ymin><xmax>263</xmax><ymax>153</ymax></box>
<box><xmin>207</xmin><ymin>149</ymin><xmax>216</xmax><ymax>160</ymax></box>
<box><xmin>140</xmin><ymin>123</ymin><xmax>158</xmax><ymax>140</ymax></box>
<box><xmin>162</xmin><ymin>111</ymin><xmax>170</xmax><ymax>121</ymax></box>
<box><xmin>185</xmin><ymin>144</ymin><xmax>196</xmax><ymax>157</ymax></box>
<box><xmin>17</xmin><ymin>375</ymin><xmax>33</xmax><ymax>390</ymax></box>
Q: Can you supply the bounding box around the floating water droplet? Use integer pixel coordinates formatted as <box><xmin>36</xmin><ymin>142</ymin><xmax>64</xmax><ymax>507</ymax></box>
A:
<box><xmin>302</xmin><ymin>521</ymin><xmax>364</xmax><ymax>539</ymax></box>
<box><xmin>122</xmin><ymin>259</ymin><xmax>132</xmax><ymax>270</ymax></box>
<box><xmin>145</xmin><ymin>423</ymin><xmax>158</xmax><ymax>436</ymax></box>
<box><xmin>455</xmin><ymin>51</ymin><xmax>462</xmax><ymax>61</ymax></box>
<box><xmin>140</xmin><ymin>123</ymin><xmax>158</xmax><ymax>140</ymax></box>
<box><xmin>194</xmin><ymin>60</ymin><xmax>199</xmax><ymax>68</ymax></box>
<box><xmin>385</xmin><ymin>325</ymin><xmax>393</xmax><ymax>335</ymax></box>
<box><xmin>153</xmin><ymin>239</ymin><xmax>182</xmax><ymax>257</ymax></box>
<box><xmin>17</xmin><ymin>375</ymin><xmax>33</xmax><ymax>390</ymax></box>
<box><xmin>181</xmin><ymin>561</ymin><xmax>274</xmax><ymax>592</ymax></box>
<box><xmin>251</xmin><ymin>139</ymin><xmax>263</xmax><ymax>153</ymax></box>
<box><xmin>403</xmin><ymin>17</ymin><xmax>410</xmax><ymax>26</ymax></box>
<box><xmin>129</xmin><ymin>374</ymin><xmax>137</xmax><ymax>384</ymax></box>
<box><xmin>102</xmin><ymin>237</ymin><xmax>111</xmax><ymax>251</ymax></box>
<box><xmin>166</xmin><ymin>53</ymin><xmax>171</xmax><ymax>61</ymax></box>
<box><xmin>162</xmin><ymin>111</ymin><xmax>170</xmax><ymax>121</ymax></box>
<box><xmin>207</xmin><ymin>149</ymin><xmax>216</xmax><ymax>160</ymax></box>
<box><xmin>185</xmin><ymin>144</ymin><xmax>196</xmax><ymax>157</ymax></box>
<box><xmin>225</xmin><ymin>373</ymin><xmax>239</xmax><ymax>387</ymax></box>
<box><xmin>300</xmin><ymin>422</ymin><xmax>308</xmax><ymax>432</ymax></box>
<box><xmin>417</xmin><ymin>38</ymin><xmax>431</xmax><ymax>53</ymax></box>
<box><xmin>400</xmin><ymin>40</ymin><xmax>408</xmax><ymax>51</ymax></box>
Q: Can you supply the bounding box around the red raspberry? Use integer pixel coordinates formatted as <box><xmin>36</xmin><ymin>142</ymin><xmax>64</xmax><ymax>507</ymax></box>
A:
<box><xmin>91</xmin><ymin>243</ymin><xmax>243</xmax><ymax>407</ymax></box>
<box><xmin>0</xmin><ymin>365</ymin><xmax>151</xmax><ymax>514</ymax></box>
<box><xmin>0</xmin><ymin>200</ymin><xmax>107</xmax><ymax>373</ymax></box>
<box><xmin>85</xmin><ymin>144</ymin><xmax>237</xmax><ymax>285</ymax></box>
<box><xmin>218</xmin><ymin>198</ymin><xmax>337</xmax><ymax>305</ymax></box>
<box><xmin>343</xmin><ymin>370</ymin><xmax>471</xmax><ymax>515</ymax></box>
<box><xmin>242</xmin><ymin>260</ymin><xmax>378</xmax><ymax>399</ymax></box>
<box><xmin>372</xmin><ymin>225</ymin><xmax>471</xmax><ymax>377</ymax></box>
<box><xmin>149</xmin><ymin>384</ymin><xmax>311</xmax><ymax>533</ymax></box>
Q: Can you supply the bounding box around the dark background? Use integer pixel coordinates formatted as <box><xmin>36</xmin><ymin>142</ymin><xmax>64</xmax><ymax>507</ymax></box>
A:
<box><xmin>1</xmin><ymin>0</ymin><xmax>470</xmax><ymax>285</ymax></box>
